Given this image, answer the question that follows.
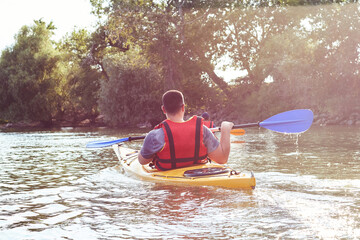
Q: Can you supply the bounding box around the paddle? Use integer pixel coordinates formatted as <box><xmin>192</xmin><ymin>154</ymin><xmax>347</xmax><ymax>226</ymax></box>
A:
<box><xmin>86</xmin><ymin>109</ymin><xmax>313</xmax><ymax>148</ymax></box>
<box><xmin>86</xmin><ymin>136</ymin><xmax>146</xmax><ymax>148</ymax></box>
<box><xmin>229</xmin><ymin>129</ymin><xmax>246</xmax><ymax>136</ymax></box>
<box><xmin>86</xmin><ymin>129</ymin><xmax>245</xmax><ymax>148</ymax></box>
<box><xmin>213</xmin><ymin>128</ymin><xmax>245</xmax><ymax>135</ymax></box>
<box><xmin>230</xmin><ymin>109</ymin><xmax>313</xmax><ymax>134</ymax></box>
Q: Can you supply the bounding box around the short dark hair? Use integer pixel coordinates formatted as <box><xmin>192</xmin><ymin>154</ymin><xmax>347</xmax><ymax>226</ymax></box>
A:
<box><xmin>162</xmin><ymin>90</ymin><xmax>184</xmax><ymax>114</ymax></box>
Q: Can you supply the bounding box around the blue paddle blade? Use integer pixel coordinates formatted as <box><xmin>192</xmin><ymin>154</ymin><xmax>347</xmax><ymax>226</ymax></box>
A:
<box><xmin>86</xmin><ymin>137</ymin><xmax>130</xmax><ymax>148</ymax></box>
<box><xmin>259</xmin><ymin>109</ymin><xmax>313</xmax><ymax>133</ymax></box>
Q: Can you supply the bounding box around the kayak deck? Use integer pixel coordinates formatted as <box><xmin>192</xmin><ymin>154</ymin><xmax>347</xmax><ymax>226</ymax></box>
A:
<box><xmin>113</xmin><ymin>144</ymin><xmax>256</xmax><ymax>189</ymax></box>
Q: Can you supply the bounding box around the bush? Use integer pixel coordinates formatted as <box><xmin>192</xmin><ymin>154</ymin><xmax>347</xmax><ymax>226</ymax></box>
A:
<box><xmin>98</xmin><ymin>53</ymin><xmax>163</xmax><ymax>127</ymax></box>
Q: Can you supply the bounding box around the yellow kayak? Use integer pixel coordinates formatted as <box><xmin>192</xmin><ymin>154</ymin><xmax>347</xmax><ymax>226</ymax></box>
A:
<box><xmin>113</xmin><ymin>144</ymin><xmax>256</xmax><ymax>189</ymax></box>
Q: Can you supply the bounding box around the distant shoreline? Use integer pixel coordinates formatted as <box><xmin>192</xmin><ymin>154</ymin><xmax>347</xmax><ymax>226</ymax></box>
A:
<box><xmin>1</xmin><ymin>112</ymin><xmax>360</xmax><ymax>132</ymax></box>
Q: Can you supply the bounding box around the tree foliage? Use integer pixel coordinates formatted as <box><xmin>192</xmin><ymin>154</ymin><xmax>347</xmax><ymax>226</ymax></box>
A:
<box><xmin>1</xmin><ymin>1</ymin><xmax>360</xmax><ymax>127</ymax></box>
<box><xmin>98</xmin><ymin>49</ymin><xmax>163</xmax><ymax>126</ymax></box>
<box><xmin>0</xmin><ymin>20</ymin><xmax>61</xmax><ymax>125</ymax></box>
<box><xmin>248</xmin><ymin>3</ymin><xmax>360</xmax><ymax>118</ymax></box>
<box><xmin>57</xmin><ymin>29</ymin><xmax>103</xmax><ymax>123</ymax></box>
<box><xmin>90</xmin><ymin>0</ymin><xmax>234</xmax><ymax>97</ymax></box>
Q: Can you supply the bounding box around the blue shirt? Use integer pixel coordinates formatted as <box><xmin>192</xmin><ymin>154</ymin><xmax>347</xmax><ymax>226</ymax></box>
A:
<box><xmin>140</xmin><ymin>126</ymin><xmax>219</xmax><ymax>159</ymax></box>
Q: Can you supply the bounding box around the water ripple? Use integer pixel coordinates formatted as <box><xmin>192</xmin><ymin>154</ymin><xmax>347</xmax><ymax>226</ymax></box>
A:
<box><xmin>0</xmin><ymin>127</ymin><xmax>359</xmax><ymax>239</ymax></box>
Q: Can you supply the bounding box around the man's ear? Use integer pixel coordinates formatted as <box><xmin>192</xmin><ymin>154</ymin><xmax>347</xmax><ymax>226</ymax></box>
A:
<box><xmin>181</xmin><ymin>104</ymin><xmax>185</xmax><ymax>112</ymax></box>
<box><xmin>161</xmin><ymin>105</ymin><xmax>166</xmax><ymax>114</ymax></box>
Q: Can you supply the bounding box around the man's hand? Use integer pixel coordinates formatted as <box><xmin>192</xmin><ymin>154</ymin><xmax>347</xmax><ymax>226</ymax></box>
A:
<box><xmin>208</xmin><ymin>121</ymin><xmax>234</xmax><ymax>164</ymax></box>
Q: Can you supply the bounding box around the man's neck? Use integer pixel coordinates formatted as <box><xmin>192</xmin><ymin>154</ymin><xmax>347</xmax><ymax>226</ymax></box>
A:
<box><xmin>166</xmin><ymin>113</ymin><xmax>184</xmax><ymax>123</ymax></box>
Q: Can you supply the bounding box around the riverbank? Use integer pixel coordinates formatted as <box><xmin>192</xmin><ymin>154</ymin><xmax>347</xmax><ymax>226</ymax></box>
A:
<box><xmin>1</xmin><ymin>111</ymin><xmax>360</xmax><ymax>131</ymax></box>
<box><xmin>0</xmin><ymin>114</ymin><xmax>107</xmax><ymax>131</ymax></box>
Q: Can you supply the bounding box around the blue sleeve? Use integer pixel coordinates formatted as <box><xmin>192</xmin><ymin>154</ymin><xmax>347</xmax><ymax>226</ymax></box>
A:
<box><xmin>140</xmin><ymin>128</ymin><xmax>165</xmax><ymax>159</ymax></box>
<box><xmin>203</xmin><ymin>126</ymin><xmax>219</xmax><ymax>153</ymax></box>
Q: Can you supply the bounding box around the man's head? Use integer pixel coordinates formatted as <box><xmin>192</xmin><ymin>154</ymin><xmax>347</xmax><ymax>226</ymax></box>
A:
<box><xmin>162</xmin><ymin>90</ymin><xmax>184</xmax><ymax>115</ymax></box>
<box><xmin>202</xmin><ymin>112</ymin><xmax>210</xmax><ymax>120</ymax></box>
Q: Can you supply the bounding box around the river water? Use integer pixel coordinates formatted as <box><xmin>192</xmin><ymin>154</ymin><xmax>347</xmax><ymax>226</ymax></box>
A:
<box><xmin>0</xmin><ymin>125</ymin><xmax>359</xmax><ymax>239</ymax></box>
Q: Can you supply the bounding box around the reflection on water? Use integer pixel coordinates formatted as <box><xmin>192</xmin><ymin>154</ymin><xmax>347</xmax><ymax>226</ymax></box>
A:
<box><xmin>0</xmin><ymin>126</ymin><xmax>359</xmax><ymax>239</ymax></box>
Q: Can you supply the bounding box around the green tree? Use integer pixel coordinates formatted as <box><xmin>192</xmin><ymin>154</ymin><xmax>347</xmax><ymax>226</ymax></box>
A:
<box><xmin>98</xmin><ymin>49</ymin><xmax>163</xmax><ymax>127</ymax></box>
<box><xmin>307</xmin><ymin>3</ymin><xmax>360</xmax><ymax>117</ymax></box>
<box><xmin>57</xmin><ymin>29</ymin><xmax>103</xmax><ymax>123</ymax></box>
<box><xmin>90</xmin><ymin>0</ymin><xmax>233</xmax><ymax>101</ymax></box>
<box><xmin>89</xmin><ymin>0</ymin><xmax>360</xmax><ymax>123</ymax></box>
<box><xmin>0</xmin><ymin>20</ymin><xmax>62</xmax><ymax>125</ymax></box>
<box><xmin>246</xmin><ymin>3</ymin><xmax>360</xmax><ymax>120</ymax></box>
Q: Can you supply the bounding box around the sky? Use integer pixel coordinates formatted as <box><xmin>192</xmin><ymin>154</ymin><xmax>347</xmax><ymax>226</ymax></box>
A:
<box><xmin>0</xmin><ymin>0</ymin><xmax>97</xmax><ymax>51</ymax></box>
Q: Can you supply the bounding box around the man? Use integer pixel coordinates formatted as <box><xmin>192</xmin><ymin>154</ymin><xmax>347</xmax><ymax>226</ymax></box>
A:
<box><xmin>138</xmin><ymin>90</ymin><xmax>234</xmax><ymax>170</ymax></box>
<box><xmin>202</xmin><ymin>112</ymin><xmax>215</xmax><ymax>128</ymax></box>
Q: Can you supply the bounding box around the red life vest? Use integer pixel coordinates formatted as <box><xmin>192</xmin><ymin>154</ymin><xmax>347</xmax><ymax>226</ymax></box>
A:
<box><xmin>154</xmin><ymin>116</ymin><xmax>208</xmax><ymax>171</ymax></box>
<box><xmin>203</xmin><ymin>120</ymin><xmax>214</xmax><ymax>128</ymax></box>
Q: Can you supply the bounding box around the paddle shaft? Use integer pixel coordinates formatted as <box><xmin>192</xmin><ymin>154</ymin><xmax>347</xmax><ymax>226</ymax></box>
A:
<box><xmin>130</xmin><ymin>129</ymin><xmax>243</xmax><ymax>140</ymax></box>
<box><xmin>211</xmin><ymin>123</ymin><xmax>259</xmax><ymax>132</ymax></box>
<box><xmin>234</xmin><ymin>123</ymin><xmax>259</xmax><ymax>128</ymax></box>
<box><xmin>128</xmin><ymin>136</ymin><xmax>145</xmax><ymax>141</ymax></box>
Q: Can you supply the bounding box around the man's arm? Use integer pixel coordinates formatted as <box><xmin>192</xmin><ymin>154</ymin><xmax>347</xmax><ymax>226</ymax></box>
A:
<box><xmin>208</xmin><ymin>121</ymin><xmax>234</xmax><ymax>164</ymax></box>
<box><xmin>137</xmin><ymin>128</ymin><xmax>164</xmax><ymax>165</ymax></box>
<box><xmin>138</xmin><ymin>153</ymin><xmax>153</xmax><ymax>165</ymax></box>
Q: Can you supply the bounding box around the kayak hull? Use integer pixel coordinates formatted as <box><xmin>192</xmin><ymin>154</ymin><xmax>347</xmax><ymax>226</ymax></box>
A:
<box><xmin>113</xmin><ymin>145</ymin><xmax>256</xmax><ymax>189</ymax></box>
